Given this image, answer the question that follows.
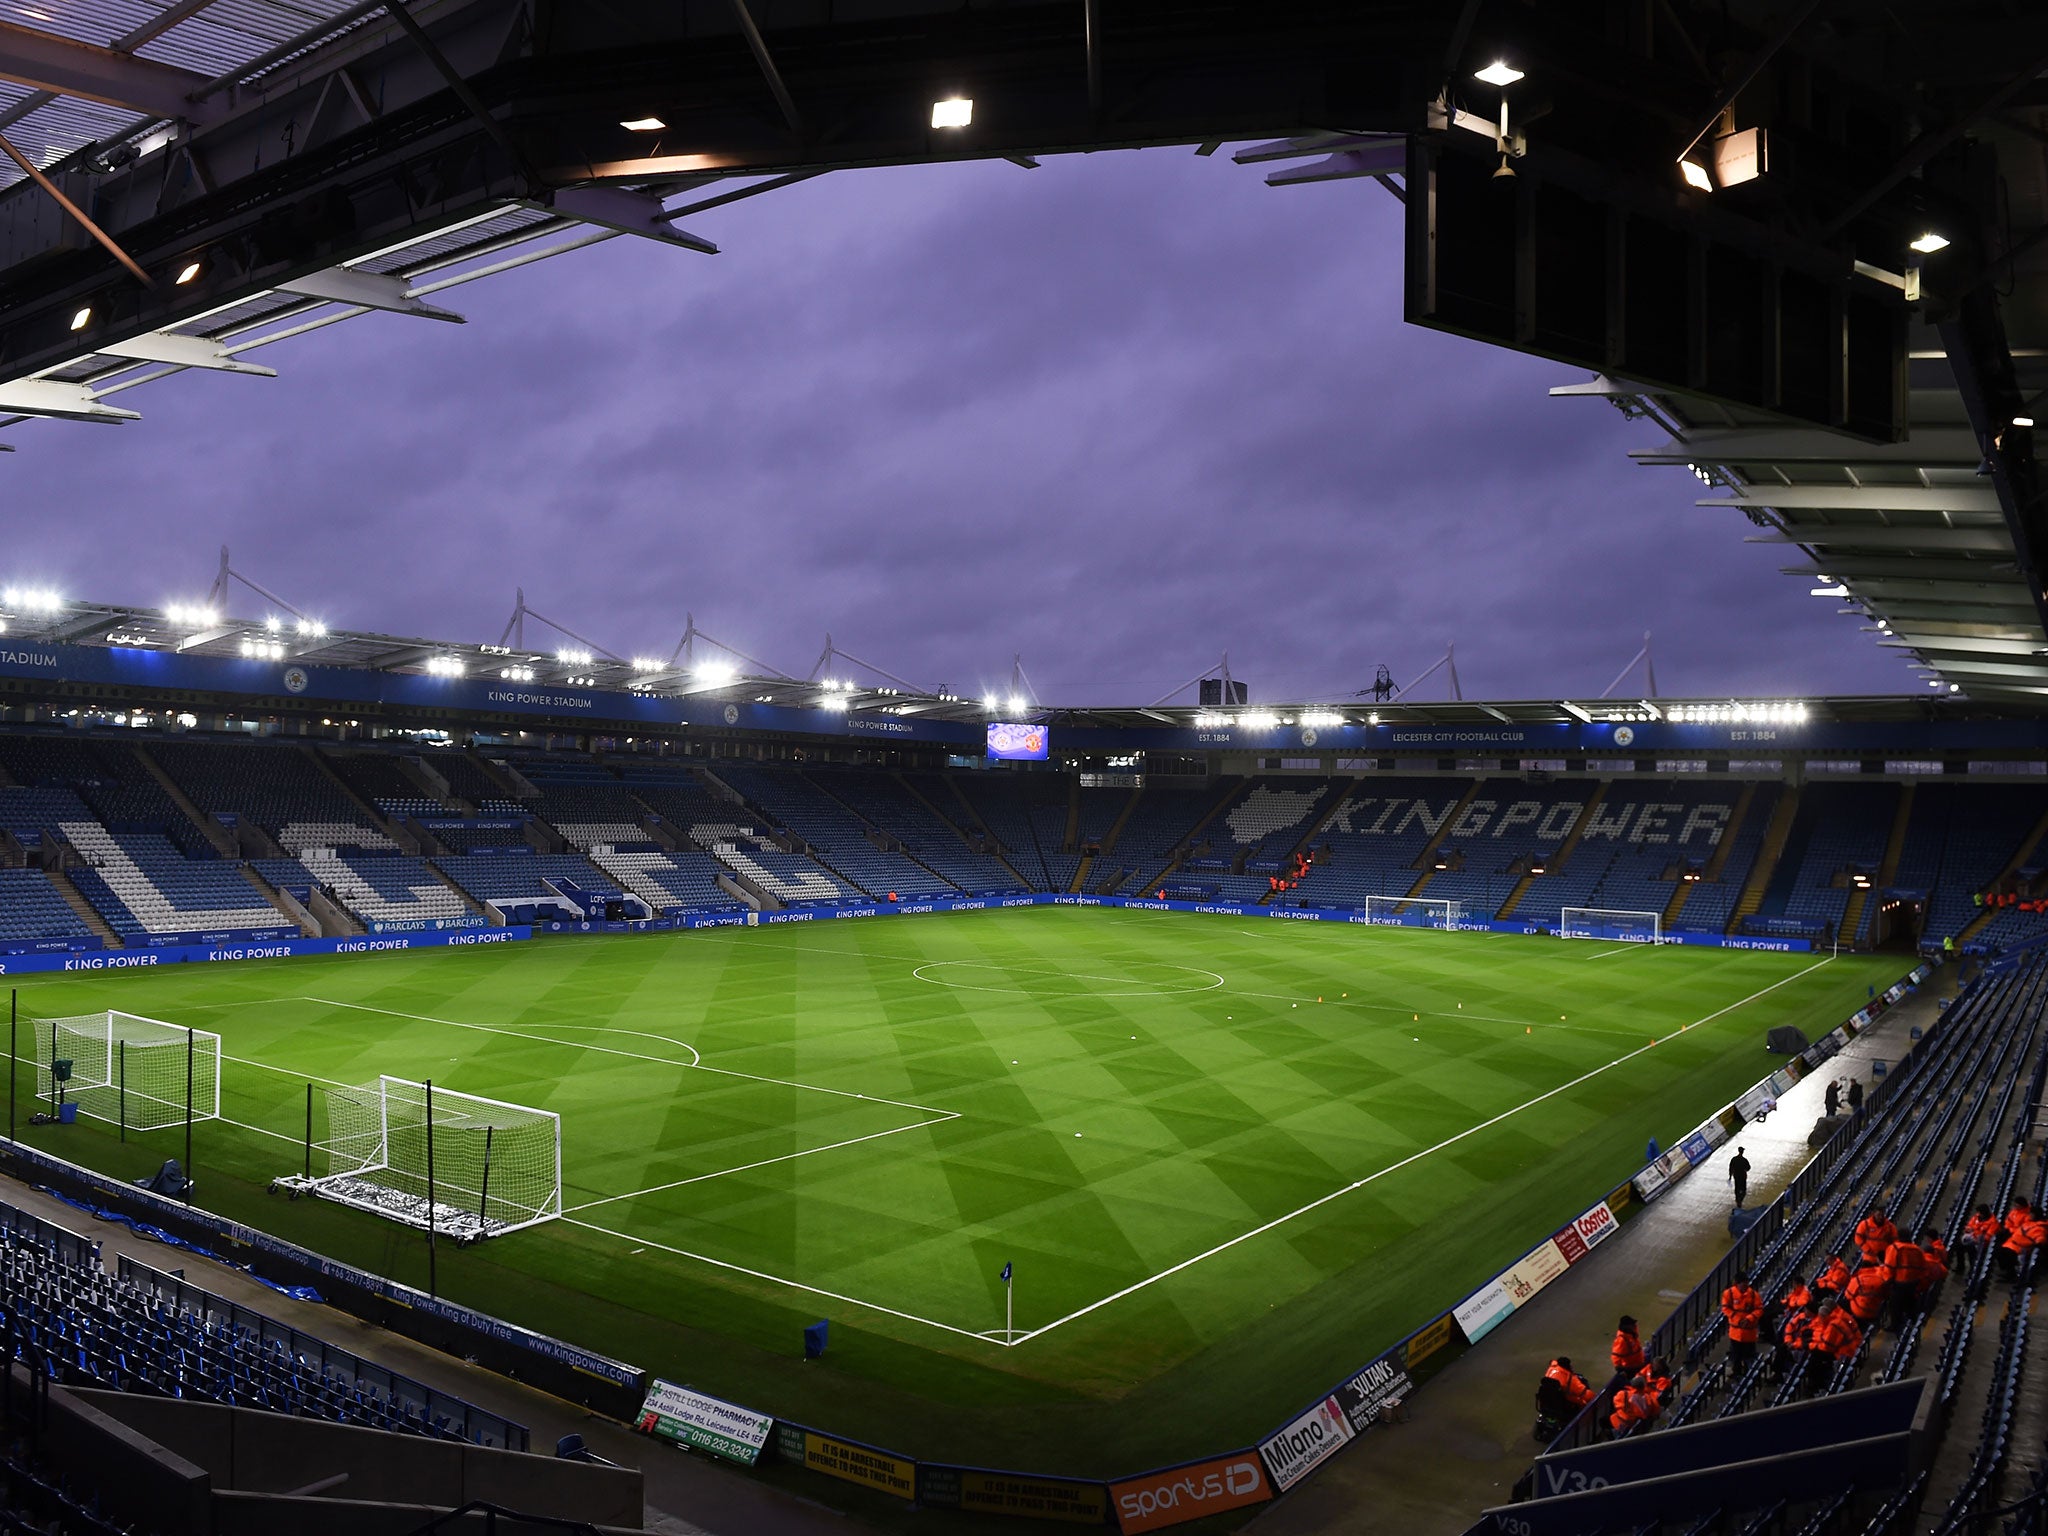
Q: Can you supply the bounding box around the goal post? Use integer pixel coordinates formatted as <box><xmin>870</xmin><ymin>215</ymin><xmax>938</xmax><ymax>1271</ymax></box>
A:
<box><xmin>277</xmin><ymin>1076</ymin><xmax>561</xmax><ymax>1242</ymax></box>
<box><xmin>1559</xmin><ymin>907</ymin><xmax>1663</xmax><ymax>943</ymax></box>
<box><xmin>1362</xmin><ymin>895</ymin><xmax>1463</xmax><ymax>930</ymax></box>
<box><xmin>31</xmin><ymin>1012</ymin><xmax>220</xmax><ymax>1131</ymax></box>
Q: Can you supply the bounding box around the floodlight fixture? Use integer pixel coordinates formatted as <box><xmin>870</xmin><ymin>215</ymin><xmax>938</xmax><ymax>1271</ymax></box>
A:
<box><xmin>1300</xmin><ymin>711</ymin><xmax>1346</xmax><ymax>728</ymax></box>
<box><xmin>931</xmin><ymin>97</ymin><xmax>973</xmax><ymax>129</ymax></box>
<box><xmin>631</xmin><ymin>656</ymin><xmax>665</xmax><ymax>672</ymax></box>
<box><xmin>175</xmin><ymin>260</ymin><xmax>202</xmax><ymax>285</ymax></box>
<box><xmin>295</xmin><ymin>618</ymin><xmax>328</xmax><ymax>637</ymax></box>
<box><xmin>1908</xmin><ymin>232</ymin><xmax>1950</xmax><ymax>254</ymax></box>
<box><xmin>695</xmin><ymin>662</ymin><xmax>737</xmax><ymax>685</ymax></box>
<box><xmin>263</xmin><ymin>614</ymin><xmax>282</xmax><ymax>632</ymax></box>
<box><xmin>499</xmin><ymin>665</ymin><xmax>534</xmax><ymax>682</ymax></box>
<box><xmin>1474</xmin><ymin>60</ymin><xmax>1524</xmax><ymax>87</ymax></box>
<box><xmin>620</xmin><ymin>116</ymin><xmax>666</xmax><ymax>131</ymax></box>
<box><xmin>2016</xmin><ymin>416</ymin><xmax>2037</xmax><ymax>429</ymax></box>
<box><xmin>1810</xmin><ymin>583</ymin><xmax>1849</xmax><ymax>597</ymax></box>
<box><xmin>69</xmin><ymin>306</ymin><xmax>91</xmax><ymax>331</ymax></box>
<box><xmin>1240</xmin><ymin>711</ymin><xmax>1280</xmax><ymax>730</ymax></box>
<box><xmin>982</xmin><ymin>694</ymin><xmax>999</xmax><ymax>710</ymax></box>
<box><xmin>556</xmin><ymin>647</ymin><xmax>592</xmax><ymax>665</ymax></box>
<box><xmin>1679</xmin><ymin>159</ymin><xmax>1713</xmax><ymax>192</ymax></box>
<box><xmin>1949</xmin><ymin>683</ymin><xmax>1962</xmax><ymax>693</ymax></box>
<box><xmin>821</xmin><ymin>695</ymin><xmax>850</xmax><ymax>712</ymax></box>
<box><xmin>176</xmin><ymin>713</ymin><xmax>196</xmax><ymax>728</ymax></box>
<box><xmin>426</xmin><ymin>655</ymin><xmax>465</xmax><ymax>677</ymax></box>
<box><xmin>165</xmin><ymin>602</ymin><xmax>218</xmax><ymax>626</ymax></box>
<box><xmin>1007</xmin><ymin>693</ymin><xmax>1026</xmax><ymax>713</ymax></box>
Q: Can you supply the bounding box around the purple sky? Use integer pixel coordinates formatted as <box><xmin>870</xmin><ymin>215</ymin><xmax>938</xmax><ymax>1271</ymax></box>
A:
<box><xmin>9</xmin><ymin>149</ymin><xmax>1917</xmax><ymax>706</ymax></box>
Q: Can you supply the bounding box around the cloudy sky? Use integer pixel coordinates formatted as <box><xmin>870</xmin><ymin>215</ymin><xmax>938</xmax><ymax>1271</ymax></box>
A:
<box><xmin>5</xmin><ymin>148</ymin><xmax>1915</xmax><ymax>706</ymax></box>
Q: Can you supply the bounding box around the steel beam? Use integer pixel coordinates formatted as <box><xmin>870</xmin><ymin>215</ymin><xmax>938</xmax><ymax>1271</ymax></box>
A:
<box><xmin>0</xmin><ymin>17</ymin><xmax>219</xmax><ymax>123</ymax></box>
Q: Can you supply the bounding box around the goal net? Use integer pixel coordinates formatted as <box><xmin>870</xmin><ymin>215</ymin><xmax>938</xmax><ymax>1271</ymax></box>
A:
<box><xmin>33</xmin><ymin>1012</ymin><xmax>220</xmax><ymax>1131</ymax></box>
<box><xmin>277</xmin><ymin>1077</ymin><xmax>561</xmax><ymax>1241</ymax></box>
<box><xmin>1559</xmin><ymin>907</ymin><xmax>1663</xmax><ymax>943</ymax></box>
<box><xmin>1363</xmin><ymin>895</ymin><xmax>1463</xmax><ymax>930</ymax></box>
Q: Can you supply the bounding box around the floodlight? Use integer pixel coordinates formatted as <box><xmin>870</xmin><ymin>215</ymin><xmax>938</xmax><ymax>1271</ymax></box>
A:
<box><xmin>821</xmin><ymin>695</ymin><xmax>850</xmax><ymax>712</ymax></box>
<box><xmin>1368</xmin><ymin>712</ymin><xmax>1379</xmax><ymax>725</ymax></box>
<box><xmin>1240</xmin><ymin>711</ymin><xmax>1280</xmax><ymax>730</ymax></box>
<box><xmin>1949</xmin><ymin>683</ymin><xmax>1961</xmax><ymax>693</ymax></box>
<box><xmin>631</xmin><ymin>656</ymin><xmax>666</xmax><ymax>672</ymax></box>
<box><xmin>1810</xmin><ymin>583</ymin><xmax>1848</xmax><ymax>597</ymax></box>
<box><xmin>69</xmin><ymin>306</ymin><xmax>91</xmax><ymax>331</ymax></box>
<box><xmin>931</xmin><ymin>97</ymin><xmax>973</xmax><ymax>129</ymax></box>
<box><xmin>1908</xmin><ymin>232</ymin><xmax>1950</xmax><ymax>254</ymax></box>
<box><xmin>264</xmin><ymin>614</ymin><xmax>281</xmax><ymax>631</ymax></box>
<box><xmin>1008</xmin><ymin>694</ymin><xmax>1026</xmax><ymax>713</ymax></box>
<box><xmin>620</xmin><ymin>116</ymin><xmax>666</xmax><ymax>131</ymax></box>
<box><xmin>176</xmin><ymin>713</ymin><xmax>196</xmax><ymax>728</ymax></box>
<box><xmin>556</xmin><ymin>647</ymin><xmax>592</xmax><ymax>665</ymax></box>
<box><xmin>696</xmin><ymin>662</ymin><xmax>736</xmax><ymax>685</ymax></box>
<box><xmin>1473</xmin><ymin>60</ymin><xmax>1524</xmax><ymax>87</ymax></box>
<box><xmin>2016</xmin><ymin>416</ymin><xmax>2037</xmax><ymax>429</ymax></box>
<box><xmin>1679</xmin><ymin>159</ymin><xmax>1713</xmax><ymax>192</ymax></box>
<box><xmin>175</xmin><ymin>260</ymin><xmax>202</xmax><ymax>285</ymax></box>
<box><xmin>296</xmin><ymin>618</ymin><xmax>327</xmax><ymax>637</ymax></box>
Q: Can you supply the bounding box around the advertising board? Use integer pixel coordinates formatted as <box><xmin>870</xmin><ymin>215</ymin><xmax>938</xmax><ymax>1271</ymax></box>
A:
<box><xmin>1109</xmin><ymin>1452</ymin><xmax>1271</xmax><ymax>1533</ymax></box>
<box><xmin>633</xmin><ymin>1379</ymin><xmax>772</xmax><ymax>1465</ymax></box>
<box><xmin>1258</xmin><ymin>1396</ymin><xmax>1353</xmax><ymax>1491</ymax></box>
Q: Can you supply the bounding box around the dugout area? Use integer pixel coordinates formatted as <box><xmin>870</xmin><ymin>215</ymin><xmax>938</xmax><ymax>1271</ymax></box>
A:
<box><xmin>0</xmin><ymin>908</ymin><xmax>1910</xmax><ymax>1475</ymax></box>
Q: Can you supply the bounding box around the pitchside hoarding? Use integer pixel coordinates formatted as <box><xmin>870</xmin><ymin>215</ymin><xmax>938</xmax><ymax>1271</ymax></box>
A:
<box><xmin>634</xmin><ymin>1379</ymin><xmax>772</xmax><ymax>1465</ymax></box>
<box><xmin>1109</xmin><ymin>1452</ymin><xmax>1272</xmax><ymax>1533</ymax></box>
<box><xmin>1258</xmin><ymin>1396</ymin><xmax>1354</xmax><ymax>1491</ymax></box>
<box><xmin>916</xmin><ymin>1466</ymin><xmax>1108</xmax><ymax>1524</ymax></box>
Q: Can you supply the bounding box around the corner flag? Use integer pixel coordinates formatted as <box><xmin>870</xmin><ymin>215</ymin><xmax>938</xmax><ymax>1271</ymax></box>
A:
<box><xmin>1000</xmin><ymin>1261</ymin><xmax>1013</xmax><ymax>1284</ymax></box>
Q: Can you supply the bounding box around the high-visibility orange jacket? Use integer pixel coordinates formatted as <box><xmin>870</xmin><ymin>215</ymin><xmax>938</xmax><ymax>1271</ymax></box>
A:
<box><xmin>2003</xmin><ymin>1214</ymin><xmax>2047</xmax><ymax>1254</ymax></box>
<box><xmin>1854</xmin><ymin>1215</ymin><xmax>1898</xmax><ymax>1263</ymax></box>
<box><xmin>1611</xmin><ymin>1327</ymin><xmax>1646</xmax><ymax>1376</ymax></box>
<box><xmin>1781</xmin><ymin>1280</ymin><xmax>1813</xmax><ymax>1312</ymax></box>
<box><xmin>2006</xmin><ymin>1204</ymin><xmax>2035</xmax><ymax>1237</ymax></box>
<box><xmin>1921</xmin><ymin>1238</ymin><xmax>1948</xmax><ymax>1287</ymax></box>
<box><xmin>1967</xmin><ymin>1213</ymin><xmax>2003</xmax><ymax>1246</ymax></box>
<box><xmin>1633</xmin><ymin>1366</ymin><xmax>1673</xmax><ymax>1405</ymax></box>
<box><xmin>1608</xmin><ymin>1385</ymin><xmax>1659</xmax><ymax>1433</ymax></box>
<box><xmin>1720</xmin><ymin>1283</ymin><xmax>1764</xmax><ymax>1344</ymax></box>
<box><xmin>1882</xmin><ymin>1240</ymin><xmax>1928</xmax><ymax>1288</ymax></box>
<box><xmin>1544</xmin><ymin>1361</ymin><xmax>1594</xmax><ymax>1407</ymax></box>
<box><xmin>1809</xmin><ymin>1309</ymin><xmax>1863</xmax><ymax>1362</ymax></box>
<box><xmin>1843</xmin><ymin>1264</ymin><xmax>1889</xmax><ymax>1324</ymax></box>
<box><xmin>1815</xmin><ymin>1256</ymin><xmax>1850</xmax><ymax>1294</ymax></box>
<box><xmin>1780</xmin><ymin>1307</ymin><xmax>1815</xmax><ymax>1350</ymax></box>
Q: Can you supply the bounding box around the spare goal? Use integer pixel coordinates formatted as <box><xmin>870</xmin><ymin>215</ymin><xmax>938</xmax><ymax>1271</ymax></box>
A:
<box><xmin>33</xmin><ymin>1012</ymin><xmax>219</xmax><ymax>1131</ymax></box>
<box><xmin>1363</xmin><ymin>895</ymin><xmax>1463</xmax><ymax>930</ymax></box>
<box><xmin>1559</xmin><ymin>907</ymin><xmax>1662</xmax><ymax>943</ymax></box>
<box><xmin>277</xmin><ymin>1076</ymin><xmax>561</xmax><ymax>1241</ymax></box>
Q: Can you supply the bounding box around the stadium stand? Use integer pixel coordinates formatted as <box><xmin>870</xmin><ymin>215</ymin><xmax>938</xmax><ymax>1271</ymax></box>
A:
<box><xmin>60</xmin><ymin>826</ymin><xmax>287</xmax><ymax>939</ymax></box>
<box><xmin>945</xmin><ymin>771</ymin><xmax>1074</xmax><ymax>891</ymax></box>
<box><xmin>148</xmin><ymin>738</ymin><xmax>397</xmax><ymax>854</ymax></box>
<box><xmin>1673</xmin><ymin>781</ymin><xmax>1783</xmax><ymax>934</ymax></box>
<box><xmin>1422</xmin><ymin>780</ymin><xmax>1590</xmax><ymax>921</ymax></box>
<box><xmin>293</xmin><ymin>849</ymin><xmax>475</xmax><ymax>929</ymax></box>
<box><xmin>0</xmin><ymin>1205</ymin><xmax>523</xmax><ymax>1448</ymax></box>
<box><xmin>1893</xmin><ymin>783</ymin><xmax>2048</xmax><ymax>951</ymax></box>
<box><xmin>521</xmin><ymin>771</ymin><xmax>662</xmax><ymax>851</ymax></box>
<box><xmin>1515</xmin><ymin>780</ymin><xmax>1744</xmax><ymax>929</ymax></box>
<box><xmin>587</xmin><ymin>848</ymin><xmax>744</xmax><ymax>915</ymax></box>
<box><xmin>1746</xmin><ymin>781</ymin><xmax>1900</xmax><ymax>941</ymax></box>
<box><xmin>431</xmin><ymin>853</ymin><xmax>627</xmax><ymax>918</ymax></box>
<box><xmin>1508</xmin><ymin>950</ymin><xmax>2048</xmax><ymax>1533</ymax></box>
<box><xmin>322</xmin><ymin>749</ymin><xmax>446</xmax><ymax>820</ymax></box>
<box><xmin>417</xmin><ymin>748</ymin><xmax>527</xmax><ymax>813</ymax></box>
<box><xmin>1278</xmin><ymin>778</ymin><xmax>1470</xmax><ymax>909</ymax></box>
<box><xmin>1104</xmin><ymin>779</ymin><xmax>1240</xmax><ymax>895</ymax></box>
<box><xmin>711</xmin><ymin>762</ymin><xmax>951</xmax><ymax>899</ymax></box>
<box><xmin>807</xmin><ymin>768</ymin><xmax>1021</xmax><ymax>891</ymax></box>
<box><xmin>0</xmin><ymin>867</ymin><xmax>96</xmax><ymax>950</ymax></box>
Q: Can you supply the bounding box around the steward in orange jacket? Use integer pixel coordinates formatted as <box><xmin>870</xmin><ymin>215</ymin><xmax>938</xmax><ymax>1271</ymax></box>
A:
<box><xmin>1778</xmin><ymin>1298</ymin><xmax>1816</xmax><ymax>1364</ymax></box>
<box><xmin>1544</xmin><ymin>1358</ymin><xmax>1595</xmax><ymax>1407</ymax></box>
<box><xmin>1808</xmin><ymin>1300</ymin><xmax>1863</xmax><ymax>1365</ymax></box>
<box><xmin>1608</xmin><ymin>1382</ymin><xmax>1659</xmax><ymax>1435</ymax></box>
<box><xmin>1611</xmin><ymin>1315</ymin><xmax>1646</xmax><ymax>1377</ymax></box>
<box><xmin>1854</xmin><ymin>1208</ymin><xmax>1898</xmax><ymax>1265</ymax></box>
<box><xmin>1882</xmin><ymin>1237</ymin><xmax>1929</xmax><ymax>1323</ymax></box>
<box><xmin>1998</xmin><ymin>1201</ymin><xmax>2047</xmax><ymax>1277</ymax></box>
<box><xmin>1963</xmin><ymin>1206</ymin><xmax>2002</xmax><ymax>1268</ymax></box>
<box><xmin>1720</xmin><ymin>1273</ymin><xmax>1765</xmax><ymax>1362</ymax></box>
<box><xmin>1814</xmin><ymin>1255</ymin><xmax>1850</xmax><ymax>1296</ymax></box>
<box><xmin>1919</xmin><ymin>1232</ymin><xmax>1949</xmax><ymax>1296</ymax></box>
<box><xmin>1842</xmin><ymin>1261</ymin><xmax>1889</xmax><ymax>1326</ymax></box>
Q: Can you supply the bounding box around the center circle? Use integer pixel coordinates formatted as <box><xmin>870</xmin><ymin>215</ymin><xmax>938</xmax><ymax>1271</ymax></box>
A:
<box><xmin>910</xmin><ymin>960</ymin><xmax>1225</xmax><ymax>997</ymax></box>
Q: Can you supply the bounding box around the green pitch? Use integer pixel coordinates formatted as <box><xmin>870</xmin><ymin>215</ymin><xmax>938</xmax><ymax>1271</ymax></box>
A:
<box><xmin>5</xmin><ymin>909</ymin><xmax>1906</xmax><ymax>1475</ymax></box>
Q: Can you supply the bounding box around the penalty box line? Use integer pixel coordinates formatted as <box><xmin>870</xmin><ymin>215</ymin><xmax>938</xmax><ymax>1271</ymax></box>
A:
<box><xmin>1004</xmin><ymin>955</ymin><xmax>1837</xmax><ymax>1349</ymax></box>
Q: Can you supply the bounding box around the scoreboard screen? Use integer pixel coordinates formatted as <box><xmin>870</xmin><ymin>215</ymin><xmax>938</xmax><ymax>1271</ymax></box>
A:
<box><xmin>987</xmin><ymin>722</ymin><xmax>1048</xmax><ymax>761</ymax></box>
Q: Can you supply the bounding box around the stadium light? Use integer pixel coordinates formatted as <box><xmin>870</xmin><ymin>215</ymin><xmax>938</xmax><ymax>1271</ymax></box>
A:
<box><xmin>499</xmin><ymin>665</ymin><xmax>534</xmax><ymax>682</ymax></box>
<box><xmin>295</xmin><ymin>617</ymin><xmax>327</xmax><ymax>637</ymax></box>
<box><xmin>631</xmin><ymin>657</ymin><xmax>666</xmax><ymax>672</ymax></box>
<box><xmin>3</xmin><ymin>587</ymin><xmax>62</xmax><ymax>613</ymax></box>
<box><xmin>695</xmin><ymin>662</ymin><xmax>737</xmax><ymax>685</ymax></box>
<box><xmin>176</xmin><ymin>713</ymin><xmax>196</xmax><ymax>728</ymax></box>
<box><xmin>1679</xmin><ymin>160</ymin><xmax>1714</xmax><ymax>192</ymax></box>
<box><xmin>1300</xmin><ymin>711</ymin><xmax>1346</xmax><ymax>728</ymax></box>
<box><xmin>821</xmin><ymin>694</ymin><xmax>850</xmax><ymax>712</ymax></box>
<box><xmin>175</xmin><ymin>260</ymin><xmax>202</xmax><ymax>285</ymax></box>
<box><xmin>931</xmin><ymin>97</ymin><xmax>973</xmax><ymax>129</ymax></box>
<box><xmin>620</xmin><ymin>116</ymin><xmax>666</xmax><ymax>131</ymax></box>
<box><xmin>1008</xmin><ymin>694</ymin><xmax>1026</xmax><ymax>713</ymax></box>
<box><xmin>263</xmin><ymin>614</ymin><xmax>281</xmax><ymax>632</ymax></box>
<box><xmin>165</xmin><ymin>602</ymin><xmax>219</xmax><ymax>627</ymax></box>
<box><xmin>69</xmin><ymin>306</ymin><xmax>91</xmax><ymax>331</ymax></box>
<box><xmin>1240</xmin><ymin>711</ymin><xmax>1280</xmax><ymax>730</ymax></box>
<box><xmin>1368</xmin><ymin>712</ymin><xmax>1380</xmax><ymax>725</ymax></box>
<box><xmin>426</xmin><ymin>656</ymin><xmax>465</xmax><ymax>677</ymax></box>
<box><xmin>1473</xmin><ymin>60</ymin><xmax>1524</xmax><ymax>87</ymax></box>
<box><xmin>238</xmin><ymin>637</ymin><xmax>284</xmax><ymax>659</ymax></box>
<box><xmin>2017</xmin><ymin>416</ymin><xmax>2037</xmax><ymax>429</ymax></box>
<box><xmin>982</xmin><ymin>694</ymin><xmax>999</xmax><ymax>710</ymax></box>
<box><xmin>556</xmin><ymin>647</ymin><xmax>592</xmax><ymax>666</ymax></box>
<box><xmin>1909</xmin><ymin>231</ymin><xmax>1950</xmax><ymax>254</ymax></box>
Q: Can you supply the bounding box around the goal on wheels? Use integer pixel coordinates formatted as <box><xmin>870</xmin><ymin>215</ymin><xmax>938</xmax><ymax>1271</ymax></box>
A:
<box><xmin>276</xmin><ymin>1077</ymin><xmax>561</xmax><ymax>1242</ymax></box>
<box><xmin>1559</xmin><ymin>907</ymin><xmax>1663</xmax><ymax>943</ymax></box>
<box><xmin>32</xmin><ymin>1012</ymin><xmax>219</xmax><ymax>1131</ymax></box>
<box><xmin>1363</xmin><ymin>895</ymin><xmax>1464</xmax><ymax>930</ymax></box>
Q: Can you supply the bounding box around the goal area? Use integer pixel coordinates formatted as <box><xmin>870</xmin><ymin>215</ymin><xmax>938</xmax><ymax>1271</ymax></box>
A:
<box><xmin>277</xmin><ymin>1076</ymin><xmax>561</xmax><ymax>1242</ymax></box>
<box><xmin>1363</xmin><ymin>895</ymin><xmax>1463</xmax><ymax>930</ymax></box>
<box><xmin>1559</xmin><ymin>907</ymin><xmax>1663</xmax><ymax>943</ymax></box>
<box><xmin>32</xmin><ymin>1012</ymin><xmax>219</xmax><ymax>1132</ymax></box>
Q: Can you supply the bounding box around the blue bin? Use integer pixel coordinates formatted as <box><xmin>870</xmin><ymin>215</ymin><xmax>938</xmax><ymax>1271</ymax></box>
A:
<box><xmin>56</xmin><ymin>1102</ymin><xmax>76</xmax><ymax>1125</ymax></box>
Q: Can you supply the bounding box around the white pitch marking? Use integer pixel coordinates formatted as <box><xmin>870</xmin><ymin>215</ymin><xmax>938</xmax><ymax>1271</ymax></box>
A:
<box><xmin>563</xmin><ymin>1215</ymin><xmax>992</xmax><ymax>1343</ymax></box>
<box><xmin>911</xmin><ymin>960</ymin><xmax>1224</xmax><ymax>998</ymax></box>
<box><xmin>564</xmin><ymin>1112</ymin><xmax>958</xmax><ymax>1213</ymax></box>
<box><xmin>1581</xmin><ymin>944</ymin><xmax>1646</xmax><ymax>960</ymax></box>
<box><xmin>1003</xmin><ymin>956</ymin><xmax>1837</xmax><ymax>1347</ymax></box>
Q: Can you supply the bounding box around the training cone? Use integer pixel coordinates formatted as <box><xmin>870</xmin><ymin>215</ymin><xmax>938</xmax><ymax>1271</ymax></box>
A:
<box><xmin>1526</xmin><ymin>1026</ymin><xmax>1532</xmax><ymax>1034</ymax></box>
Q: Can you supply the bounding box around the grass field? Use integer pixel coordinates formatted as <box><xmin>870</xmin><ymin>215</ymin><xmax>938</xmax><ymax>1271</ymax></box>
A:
<box><xmin>2</xmin><ymin>908</ymin><xmax>1908</xmax><ymax>1475</ymax></box>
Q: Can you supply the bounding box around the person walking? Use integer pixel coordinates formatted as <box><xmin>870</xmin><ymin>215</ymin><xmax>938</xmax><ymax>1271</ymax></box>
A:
<box><xmin>1824</xmin><ymin>1079</ymin><xmax>1841</xmax><ymax>1118</ymax></box>
<box><xmin>1846</xmin><ymin>1077</ymin><xmax>1864</xmax><ymax>1113</ymax></box>
<box><xmin>1728</xmin><ymin>1146</ymin><xmax>1752</xmax><ymax>1207</ymax></box>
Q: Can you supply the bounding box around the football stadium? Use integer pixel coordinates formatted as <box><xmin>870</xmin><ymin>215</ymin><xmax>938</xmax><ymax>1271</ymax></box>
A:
<box><xmin>0</xmin><ymin>4</ymin><xmax>2044</xmax><ymax>1535</ymax></box>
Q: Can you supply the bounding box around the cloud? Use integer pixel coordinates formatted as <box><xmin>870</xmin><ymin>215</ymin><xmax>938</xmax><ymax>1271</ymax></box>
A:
<box><xmin>1</xmin><ymin>149</ymin><xmax>1909</xmax><ymax>704</ymax></box>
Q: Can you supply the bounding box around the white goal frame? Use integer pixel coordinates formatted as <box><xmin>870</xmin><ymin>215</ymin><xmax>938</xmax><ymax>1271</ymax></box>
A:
<box><xmin>276</xmin><ymin>1075</ymin><xmax>561</xmax><ymax>1242</ymax></box>
<box><xmin>1363</xmin><ymin>895</ymin><xmax>1464</xmax><ymax>930</ymax></box>
<box><xmin>34</xmin><ymin>1011</ymin><xmax>220</xmax><ymax>1131</ymax></box>
<box><xmin>1559</xmin><ymin>907</ymin><xmax>1663</xmax><ymax>943</ymax></box>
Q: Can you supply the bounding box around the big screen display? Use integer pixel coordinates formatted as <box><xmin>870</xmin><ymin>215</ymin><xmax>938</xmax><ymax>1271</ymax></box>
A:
<box><xmin>987</xmin><ymin>722</ymin><xmax>1049</xmax><ymax>761</ymax></box>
